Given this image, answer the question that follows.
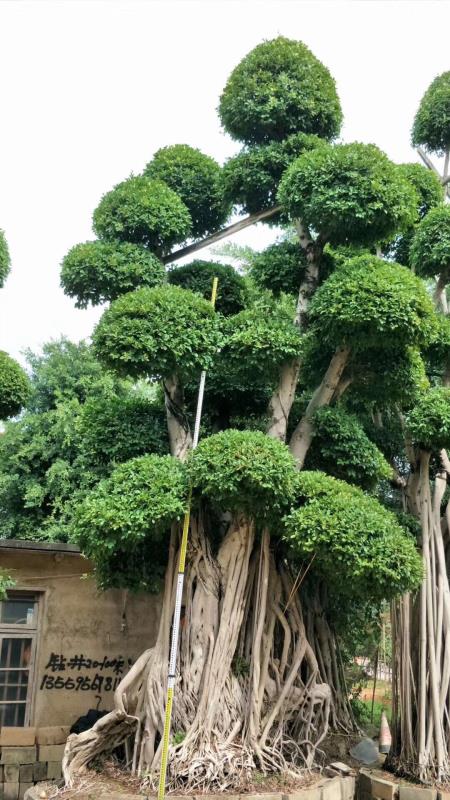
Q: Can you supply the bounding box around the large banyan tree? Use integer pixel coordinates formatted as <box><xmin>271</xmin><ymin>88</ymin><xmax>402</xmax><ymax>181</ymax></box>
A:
<box><xmin>59</xmin><ymin>37</ymin><xmax>441</xmax><ymax>789</ymax></box>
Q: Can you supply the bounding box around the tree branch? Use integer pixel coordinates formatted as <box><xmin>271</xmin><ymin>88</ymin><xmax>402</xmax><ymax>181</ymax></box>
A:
<box><xmin>163</xmin><ymin>205</ymin><xmax>281</xmax><ymax>265</ymax></box>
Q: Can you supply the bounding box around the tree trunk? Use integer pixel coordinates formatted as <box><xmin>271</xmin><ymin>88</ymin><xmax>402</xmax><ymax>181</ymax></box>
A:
<box><xmin>266</xmin><ymin>220</ymin><xmax>322</xmax><ymax>443</ymax></box>
<box><xmin>289</xmin><ymin>347</ymin><xmax>351</xmax><ymax>469</ymax></box>
<box><xmin>390</xmin><ymin>452</ymin><xmax>450</xmax><ymax>782</ymax></box>
<box><xmin>163</xmin><ymin>374</ymin><xmax>192</xmax><ymax>461</ymax></box>
<box><xmin>64</xmin><ymin>516</ymin><xmax>341</xmax><ymax>791</ymax></box>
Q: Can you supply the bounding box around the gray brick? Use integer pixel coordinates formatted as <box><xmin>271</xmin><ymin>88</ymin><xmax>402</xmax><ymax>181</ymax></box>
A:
<box><xmin>4</xmin><ymin>764</ymin><xmax>19</xmax><ymax>783</ymax></box>
<box><xmin>399</xmin><ymin>789</ymin><xmax>436</xmax><ymax>800</ymax></box>
<box><xmin>322</xmin><ymin>776</ymin><xmax>342</xmax><ymax>800</ymax></box>
<box><xmin>37</xmin><ymin>743</ymin><xmax>64</xmax><ymax>762</ymax></box>
<box><xmin>46</xmin><ymin>760</ymin><xmax>62</xmax><ymax>780</ymax></box>
<box><xmin>18</xmin><ymin>764</ymin><xmax>33</xmax><ymax>783</ymax></box>
<box><xmin>3</xmin><ymin>783</ymin><xmax>19</xmax><ymax>800</ymax></box>
<box><xmin>341</xmin><ymin>776</ymin><xmax>356</xmax><ymax>800</ymax></box>
<box><xmin>32</xmin><ymin>761</ymin><xmax>47</xmax><ymax>781</ymax></box>
<box><xmin>371</xmin><ymin>777</ymin><xmax>397</xmax><ymax>800</ymax></box>
<box><xmin>284</xmin><ymin>787</ymin><xmax>322</xmax><ymax>800</ymax></box>
<box><xmin>1</xmin><ymin>747</ymin><xmax>36</xmax><ymax>765</ymax></box>
<box><xmin>19</xmin><ymin>786</ymin><xmax>33</xmax><ymax>800</ymax></box>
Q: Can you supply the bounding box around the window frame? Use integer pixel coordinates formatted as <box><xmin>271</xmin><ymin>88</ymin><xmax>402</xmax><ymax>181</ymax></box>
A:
<box><xmin>0</xmin><ymin>591</ymin><xmax>41</xmax><ymax>727</ymax></box>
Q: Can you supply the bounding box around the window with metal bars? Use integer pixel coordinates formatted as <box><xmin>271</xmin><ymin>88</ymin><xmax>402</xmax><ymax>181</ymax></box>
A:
<box><xmin>0</xmin><ymin>593</ymin><xmax>39</xmax><ymax>727</ymax></box>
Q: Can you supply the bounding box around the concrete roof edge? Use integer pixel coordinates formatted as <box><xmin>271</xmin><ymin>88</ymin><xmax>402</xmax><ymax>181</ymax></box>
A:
<box><xmin>0</xmin><ymin>538</ymin><xmax>81</xmax><ymax>554</ymax></box>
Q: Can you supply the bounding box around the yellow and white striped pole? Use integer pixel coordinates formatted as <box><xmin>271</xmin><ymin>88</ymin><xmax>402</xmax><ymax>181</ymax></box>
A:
<box><xmin>157</xmin><ymin>277</ymin><xmax>218</xmax><ymax>800</ymax></box>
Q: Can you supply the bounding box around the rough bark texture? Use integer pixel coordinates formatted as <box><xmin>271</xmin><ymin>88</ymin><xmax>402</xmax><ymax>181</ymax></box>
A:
<box><xmin>64</xmin><ymin>515</ymin><xmax>344</xmax><ymax>790</ymax></box>
<box><xmin>289</xmin><ymin>347</ymin><xmax>351</xmax><ymax>469</ymax></box>
<box><xmin>390</xmin><ymin>452</ymin><xmax>450</xmax><ymax>782</ymax></box>
<box><xmin>163</xmin><ymin>374</ymin><xmax>192</xmax><ymax>461</ymax></box>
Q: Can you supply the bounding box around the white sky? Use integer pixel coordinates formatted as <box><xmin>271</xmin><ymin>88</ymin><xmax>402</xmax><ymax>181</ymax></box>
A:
<box><xmin>1</xmin><ymin>0</ymin><xmax>450</xmax><ymax>365</ymax></box>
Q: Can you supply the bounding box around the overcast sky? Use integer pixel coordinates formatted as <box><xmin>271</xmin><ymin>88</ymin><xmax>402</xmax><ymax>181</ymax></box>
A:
<box><xmin>1</xmin><ymin>0</ymin><xmax>449</xmax><ymax>365</ymax></box>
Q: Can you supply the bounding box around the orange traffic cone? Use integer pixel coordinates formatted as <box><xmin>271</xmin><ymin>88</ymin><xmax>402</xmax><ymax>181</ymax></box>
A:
<box><xmin>379</xmin><ymin>710</ymin><xmax>392</xmax><ymax>753</ymax></box>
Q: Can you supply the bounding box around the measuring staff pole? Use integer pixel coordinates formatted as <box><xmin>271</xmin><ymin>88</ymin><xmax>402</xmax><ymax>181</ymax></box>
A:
<box><xmin>157</xmin><ymin>277</ymin><xmax>219</xmax><ymax>800</ymax></box>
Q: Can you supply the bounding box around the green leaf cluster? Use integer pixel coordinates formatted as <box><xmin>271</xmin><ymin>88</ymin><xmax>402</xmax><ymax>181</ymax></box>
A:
<box><xmin>283</xmin><ymin>471</ymin><xmax>423</xmax><ymax>602</ymax></box>
<box><xmin>92</xmin><ymin>285</ymin><xmax>220</xmax><ymax>381</ymax></box>
<box><xmin>0</xmin><ymin>351</ymin><xmax>31</xmax><ymax>420</ymax></box>
<box><xmin>218</xmin><ymin>36</ymin><xmax>343</xmax><ymax>144</ymax></box>
<box><xmin>60</xmin><ymin>240</ymin><xmax>165</xmax><ymax>307</ymax></box>
<box><xmin>406</xmin><ymin>387</ymin><xmax>450</xmax><ymax>451</ymax></box>
<box><xmin>144</xmin><ymin>144</ymin><xmax>230</xmax><ymax>238</ymax></box>
<box><xmin>278</xmin><ymin>143</ymin><xmax>418</xmax><ymax>246</ymax></box>
<box><xmin>249</xmin><ymin>240</ymin><xmax>307</xmax><ymax>295</ymax></box>
<box><xmin>168</xmin><ymin>260</ymin><xmax>247</xmax><ymax>316</ymax></box>
<box><xmin>222</xmin><ymin>133</ymin><xmax>325</xmax><ymax>216</ymax></box>
<box><xmin>72</xmin><ymin>454</ymin><xmax>187</xmax><ymax>590</ymax></box>
<box><xmin>309</xmin><ymin>255</ymin><xmax>436</xmax><ymax>351</ymax></box>
<box><xmin>412</xmin><ymin>71</ymin><xmax>450</xmax><ymax>154</ymax></box>
<box><xmin>410</xmin><ymin>205</ymin><xmax>450</xmax><ymax>278</ymax></box>
<box><xmin>0</xmin><ymin>229</ymin><xmax>10</xmax><ymax>288</ymax></box>
<box><xmin>188</xmin><ymin>429</ymin><xmax>298</xmax><ymax>523</ymax></box>
<box><xmin>93</xmin><ymin>176</ymin><xmax>192</xmax><ymax>253</ymax></box>
<box><xmin>79</xmin><ymin>392</ymin><xmax>168</xmax><ymax>470</ymax></box>
<box><xmin>306</xmin><ymin>406</ymin><xmax>392</xmax><ymax>489</ymax></box>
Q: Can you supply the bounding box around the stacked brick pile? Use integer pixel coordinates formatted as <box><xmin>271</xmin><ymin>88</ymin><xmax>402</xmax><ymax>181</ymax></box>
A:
<box><xmin>0</xmin><ymin>726</ymin><xmax>68</xmax><ymax>800</ymax></box>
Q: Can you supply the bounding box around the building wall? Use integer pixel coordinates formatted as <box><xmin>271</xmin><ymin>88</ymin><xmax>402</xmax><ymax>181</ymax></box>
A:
<box><xmin>0</xmin><ymin>547</ymin><xmax>162</xmax><ymax>728</ymax></box>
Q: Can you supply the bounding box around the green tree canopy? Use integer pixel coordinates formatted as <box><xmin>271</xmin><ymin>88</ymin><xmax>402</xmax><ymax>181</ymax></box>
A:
<box><xmin>410</xmin><ymin>204</ymin><xmax>450</xmax><ymax>278</ymax></box>
<box><xmin>60</xmin><ymin>240</ymin><xmax>165</xmax><ymax>307</ymax></box>
<box><xmin>93</xmin><ymin>285</ymin><xmax>220</xmax><ymax>381</ymax></box>
<box><xmin>278</xmin><ymin>143</ymin><xmax>417</xmax><ymax>246</ymax></box>
<box><xmin>167</xmin><ymin>259</ymin><xmax>247</xmax><ymax>316</ymax></box>
<box><xmin>218</xmin><ymin>36</ymin><xmax>343</xmax><ymax>144</ymax></box>
<box><xmin>93</xmin><ymin>176</ymin><xmax>192</xmax><ymax>253</ymax></box>
<box><xmin>406</xmin><ymin>387</ymin><xmax>450</xmax><ymax>451</ymax></box>
<box><xmin>283</xmin><ymin>471</ymin><xmax>422</xmax><ymax>603</ymax></box>
<box><xmin>0</xmin><ymin>352</ymin><xmax>30</xmax><ymax>420</ymax></box>
<box><xmin>0</xmin><ymin>230</ymin><xmax>10</xmax><ymax>288</ymax></box>
<box><xmin>412</xmin><ymin>71</ymin><xmax>450</xmax><ymax>154</ymax></box>
<box><xmin>144</xmin><ymin>144</ymin><xmax>230</xmax><ymax>238</ymax></box>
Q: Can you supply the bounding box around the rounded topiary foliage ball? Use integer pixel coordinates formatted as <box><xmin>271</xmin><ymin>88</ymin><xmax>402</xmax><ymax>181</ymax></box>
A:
<box><xmin>410</xmin><ymin>205</ymin><xmax>450</xmax><ymax>279</ymax></box>
<box><xmin>93</xmin><ymin>284</ymin><xmax>220</xmax><ymax>381</ymax></box>
<box><xmin>144</xmin><ymin>144</ymin><xmax>230</xmax><ymax>238</ymax></box>
<box><xmin>412</xmin><ymin>72</ymin><xmax>450</xmax><ymax>155</ymax></box>
<box><xmin>167</xmin><ymin>260</ymin><xmax>247</xmax><ymax>316</ymax></box>
<box><xmin>219</xmin><ymin>37</ymin><xmax>342</xmax><ymax>145</ymax></box>
<box><xmin>0</xmin><ymin>351</ymin><xmax>31</xmax><ymax>419</ymax></box>
<box><xmin>188</xmin><ymin>429</ymin><xmax>298</xmax><ymax>523</ymax></box>
<box><xmin>72</xmin><ymin>454</ymin><xmax>187</xmax><ymax>590</ymax></box>
<box><xmin>0</xmin><ymin>230</ymin><xmax>10</xmax><ymax>289</ymax></box>
<box><xmin>406</xmin><ymin>387</ymin><xmax>450</xmax><ymax>451</ymax></box>
<box><xmin>283</xmin><ymin>471</ymin><xmax>422</xmax><ymax>603</ymax></box>
<box><xmin>60</xmin><ymin>240</ymin><xmax>166</xmax><ymax>307</ymax></box>
<box><xmin>278</xmin><ymin>142</ymin><xmax>418</xmax><ymax>247</ymax></box>
<box><xmin>309</xmin><ymin>254</ymin><xmax>436</xmax><ymax>351</ymax></box>
<box><xmin>93</xmin><ymin>176</ymin><xmax>192</xmax><ymax>253</ymax></box>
